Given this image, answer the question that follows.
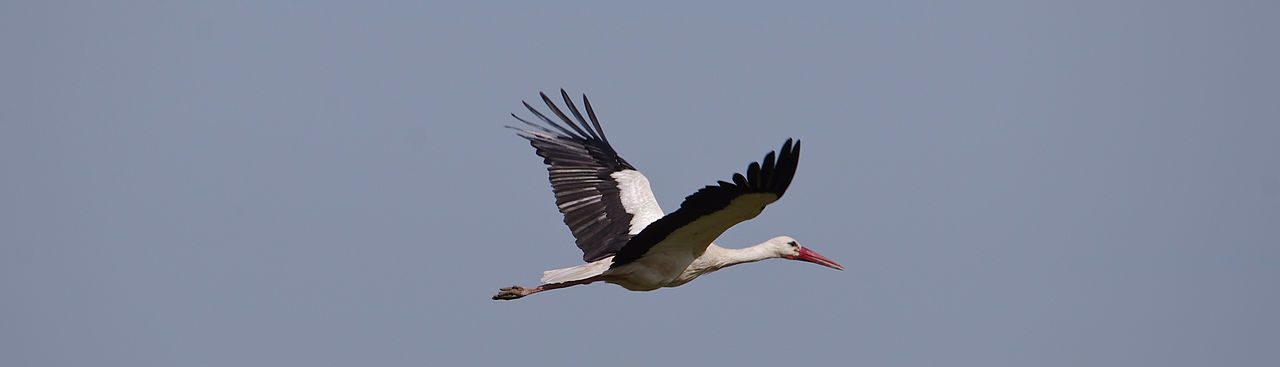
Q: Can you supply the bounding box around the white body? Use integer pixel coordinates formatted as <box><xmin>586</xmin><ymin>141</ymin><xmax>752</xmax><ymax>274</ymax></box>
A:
<box><xmin>542</xmin><ymin>178</ymin><xmax>787</xmax><ymax>291</ymax></box>
<box><xmin>543</xmin><ymin>239</ymin><xmax>790</xmax><ymax>291</ymax></box>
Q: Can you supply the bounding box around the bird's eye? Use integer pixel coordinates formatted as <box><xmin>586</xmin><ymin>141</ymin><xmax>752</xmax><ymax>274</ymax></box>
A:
<box><xmin>788</xmin><ymin>241</ymin><xmax>798</xmax><ymax>248</ymax></box>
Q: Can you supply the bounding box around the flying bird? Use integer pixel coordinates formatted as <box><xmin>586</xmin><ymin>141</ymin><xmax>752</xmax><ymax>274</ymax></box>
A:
<box><xmin>493</xmin><ymin>90</ymin><xmax>842</xmax><ymax>301</ymax></box>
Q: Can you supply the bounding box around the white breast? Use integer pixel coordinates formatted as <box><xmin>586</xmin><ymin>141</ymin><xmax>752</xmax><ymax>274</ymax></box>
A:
<box><xmin>603</xmin><ymin>247</ymin><xmax>701</xmax><ymax>291</ymax></box>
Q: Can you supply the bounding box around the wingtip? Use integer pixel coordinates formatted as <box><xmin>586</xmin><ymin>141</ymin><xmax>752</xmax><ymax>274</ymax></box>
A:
<box><xmin>782</xmin><ymin>138</ymin><xmax>800</xmax><ymax>156</ymax></box>
<box><xmin>539</xmin><ymin>92</ymin><xmax>555</xmax><ymax>107</ymax></box>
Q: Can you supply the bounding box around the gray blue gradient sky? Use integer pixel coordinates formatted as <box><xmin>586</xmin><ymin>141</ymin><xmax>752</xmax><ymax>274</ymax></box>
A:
<box><xmin>3</xmin><ymin>1</ymin><xmax>1278</xmax><ymax>366</ymax></box>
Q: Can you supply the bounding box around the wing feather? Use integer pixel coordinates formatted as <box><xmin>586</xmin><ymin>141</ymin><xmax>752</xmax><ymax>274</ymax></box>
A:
<box><xmin>611</xmin><ymin>139</ymin><xmax>801</xmax><ymax>266</ymax></box>
<box><xmin>508</xmin><ymin>90</ymin><xmax>665</xmax><ymax>262</ymax></box>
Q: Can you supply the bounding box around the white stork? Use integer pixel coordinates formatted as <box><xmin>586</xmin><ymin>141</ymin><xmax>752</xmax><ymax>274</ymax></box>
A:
<box><xmin>493</xmin><ymin>90</ymin><xmax>842</xmax><ymax>301</ymax></box>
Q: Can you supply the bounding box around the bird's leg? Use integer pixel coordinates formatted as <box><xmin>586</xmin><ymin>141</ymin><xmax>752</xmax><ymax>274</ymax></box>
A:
<box><xmin>491</xmin><ymin>276</ymin><xmax>603</xmax><ymax>301</ymax></box>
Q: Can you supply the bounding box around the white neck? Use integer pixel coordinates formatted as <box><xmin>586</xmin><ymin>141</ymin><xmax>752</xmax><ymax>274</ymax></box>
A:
<box><xmin>701</xmin><ymin>242</ymin><xmax>779</xmax><ymax>271</ymax></box>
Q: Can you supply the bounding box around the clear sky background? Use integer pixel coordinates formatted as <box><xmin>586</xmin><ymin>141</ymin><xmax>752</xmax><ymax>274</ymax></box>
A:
<box><xmin>3</xmin><ymin>1</ymin><xmax>1278</xmax><ymax>366</ymax></box>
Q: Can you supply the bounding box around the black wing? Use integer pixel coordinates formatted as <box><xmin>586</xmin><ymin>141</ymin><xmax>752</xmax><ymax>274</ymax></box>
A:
<box><xmin>508</xmin><ymin>90</ymin><xmax>663</xmax><ymax>262</ymax></box>
<box><xmin>611</xmin><ymin>139</ymin><xmax>801</xmax><ymax>266</ymax></box>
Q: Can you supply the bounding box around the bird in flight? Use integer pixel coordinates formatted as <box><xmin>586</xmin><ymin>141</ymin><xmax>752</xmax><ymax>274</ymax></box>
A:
<box><xmin>493</xmin><ymin>90</ymin><xmax>842</xmax><ymax>301</ymax></box>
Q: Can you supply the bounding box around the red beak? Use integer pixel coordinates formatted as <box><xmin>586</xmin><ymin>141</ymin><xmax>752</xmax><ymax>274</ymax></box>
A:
<box><xmin>792</xmin><ymin>247</ymin><xmax>844</xmax><ymax>271</ymax></box>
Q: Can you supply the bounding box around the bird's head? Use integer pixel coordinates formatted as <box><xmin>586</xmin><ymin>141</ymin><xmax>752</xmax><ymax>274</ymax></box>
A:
<box><xmin>768</xmin><ymin>236</ymin><xmax>843</xmax><ymax>271</ymax></box>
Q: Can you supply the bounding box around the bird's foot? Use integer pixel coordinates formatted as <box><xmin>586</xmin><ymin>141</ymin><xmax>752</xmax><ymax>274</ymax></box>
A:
<box><xmin>492</xmin><ymin>285</ymin><xmax>536</xmax><ymax>301</ymax></box>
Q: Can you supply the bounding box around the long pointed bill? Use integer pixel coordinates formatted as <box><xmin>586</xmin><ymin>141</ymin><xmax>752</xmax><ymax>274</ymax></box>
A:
<box><xmin>794</xmin><ymin>247</ymin><xmax>844</xmax><ymax>271</ymax></box>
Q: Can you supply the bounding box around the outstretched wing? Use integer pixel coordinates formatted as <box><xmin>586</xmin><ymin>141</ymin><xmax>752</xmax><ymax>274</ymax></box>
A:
<box><xmin>508</xmin><ymin>90</ymin><xmax>665</xmax><ymax>262</ymax></box>
<box><xmin>612</xmin><ymin>139</ymin><xmax>800</xmax><ymax>267</ymax></box>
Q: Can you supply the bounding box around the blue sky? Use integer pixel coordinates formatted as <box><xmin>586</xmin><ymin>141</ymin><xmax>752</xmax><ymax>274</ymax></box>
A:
<box><xmin>3</xmin><ymin>1</ymin><xmax>1278</xmax><ymax>366</ymax></box>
